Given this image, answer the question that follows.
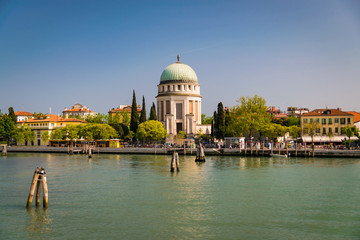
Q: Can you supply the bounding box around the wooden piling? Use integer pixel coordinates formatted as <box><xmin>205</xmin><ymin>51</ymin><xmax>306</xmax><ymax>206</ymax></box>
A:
<box><xmin>195</xmin><ymin>144</ymin><xmax>206</xmax><ymax>162</ymax></box>
<box><xmin>171</xmin><ymin>151</ymin><xmax>180</xmax><ymax>172</ymax></box>
<box><xmin>42</xmin><ymin>172</ymin><xmax>48</xmax><ymax>208</ymax></box>
<box><xmin>26</xmin><ymin>167</ymin><xmax>41</xmax><ymax>208</ymax></box>
<box><xmin>88</xmin><ymin>148</ymin><xmax>92</xmax><ymax>158</ymax></box>
<box><xmin>2</xmin><ymin>145</ymin><xmax>7</xmax><ymax>156</ymax></box>
<box><xmin>35</xmin><ymin>175</ymin><xmax>42</xmax><ymax>207</ymax></box>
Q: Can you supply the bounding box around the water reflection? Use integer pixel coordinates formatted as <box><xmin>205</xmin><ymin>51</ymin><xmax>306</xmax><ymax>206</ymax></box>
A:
<box><xmin>26</xmin><ymin>208</ymin><xmax>52</xmax><ymax>235</ymax></box>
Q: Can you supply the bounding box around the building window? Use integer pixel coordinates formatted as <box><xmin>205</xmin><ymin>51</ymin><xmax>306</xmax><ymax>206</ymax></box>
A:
<box><xmin>316</xmin><ymin>118</ymin><xmax>319</xmax><ymax>123</ymax></box>
<box><xmin>162</xmin><ymin>86</ymin><xmax>164</xmax><ymax>92</ymax></box>
<box><xmin>347</xmin><ymin>118</ymin><xmax>351</xmax><ymax>124</ymax></box>
<box><xmin>178</xmin><ymin>85</ymin><xmax>181</xmax><ymax>90</ymax></box>
<box><xmin>316</xmin><ymin>128</ymin><xmax>320</xmax><ymax>134</ymax></box>
<box><xmin>322</xmin><ymin>118</ymin><xmax>326</xmax><ymax>124</ymax></box>
<box><xmin>188</xmin><ymin>85</ymin><xmax>191</xmax><ymax>90</ymax></box>
<box><xmin>310</xmin><ymin>118</ymin><xmax>313</xmax><ymax>123</ymax></box>
<box><xmin>340</xmin><ymin>118</ymin><xmax>345</xmax><ymax>124</ymax></box>
<box><xmin>328</xmin><ymin>118</ymin><xmax>332</xmax><ymax>124</ymax></box>
<box><xmin>335</xmin><ymin>127</ymin><xmax>338</xmax><ymax>133</ymax></box>
<box><xmin>323</xmin><ymin>128</ymin><xmax>326</xmax><ymax>134</ymax></box>
<box><xmin>166</xmin><ymin>101</ymin><xmax>171</xmax><ymax>114</ymax></box>
<box><xmin>329</xmin><ymin>128</ymin><xmax>332</xmax><ymax>133</ymax></box>
<box><xmin>176</xmin><ymin>103</ymin><xmax>183</xmax><ymax>119</ymax></box>
<box><xmin>335</xmin><ymin>118</ymin><xmax>339</xmax><ymax>123</ymax></box>
<box><xmin>167</xmin><ymin>85</ymin><xmax>170</xmax><ymax>91</ymax></box>
<box><xmin>303</xmin><ymin>119</ymin><xmax>308</xmax><ymax>123</ymax></box>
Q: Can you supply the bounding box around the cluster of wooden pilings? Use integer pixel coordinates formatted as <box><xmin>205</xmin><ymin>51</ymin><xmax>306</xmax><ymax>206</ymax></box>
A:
<box><xmin>171</xmin><ymin>144</ymin><xmax>206</xmax><ymax>172</ymax></box>
<box><xmin>26</xmin><ymin>167</ymin><xmax>48</xmax><ymax>208</ymax></box>
<box><xmin>68</xmin><ymin>144</ymin><xmax>94</xmax><ymax>158</ymax></box>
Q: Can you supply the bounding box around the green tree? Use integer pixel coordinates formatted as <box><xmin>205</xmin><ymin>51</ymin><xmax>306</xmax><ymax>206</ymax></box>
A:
<box><xmin>130</xmin><ymin>90</ymin><xmax>139</xmax><ymax>134</ymax></box>
<box><xmin>214</xmin><ymin>102</ymin><xmax>225</xmax><ymax>139</ymax></box>
<box><xmin>342</xmin><ymin>125</ymin><xmax>358</xmax><ymax>149</ymax></box>
<box><xmin>289</xmin><ymin>125</ymin><xmax>301</xmax><ymax>141</ymax></box>
<box><xmin>149</xmin><ymin>102</ymin><xmax>157</xmax><ymax>121</ymax></box>
<box><xmin>135</xmin><ymin>120</ymin><xmax>167</xmax><ymax>142</ymax></box>
<box><xmin>177</xmin><ymin>131</ymin><xmax>185</xmax><ymax>139</ymax></box>
<box><xmin>85</xmin><ymin>113</ymin><xmax>108</xmax><ymax>124</ymax></box>
<box><xmin>8</xmin><ymin>107</ymin><xmax>17</xmax><ymax>123</ymax></box>
<box><xmin>41</xmin><ymin>131</ymin><xmax>50</xmax><ymax>145</ymax></box>
<box><xmin>224</xmin><ymin>110</ymin><xmax>237</xmax><ymax>137</ymax></box>
<box><xmin>233</xmin><ymin>95</ymin><xmax>271</xmax><ymax>140</ymax></box>
<box><xmin>139</xmin><ymin>95</ymin><xmax>146</xmax><ymax>124</ymax></box>
<box><xmin>201</xmin><ymin>114</ymin><xmax>213</xmax><ymax>124</ymax></box>
<box><xmin>0</xmin><ymin>115</ymin><xmax>17</xmax><ymax>145</ymax></box>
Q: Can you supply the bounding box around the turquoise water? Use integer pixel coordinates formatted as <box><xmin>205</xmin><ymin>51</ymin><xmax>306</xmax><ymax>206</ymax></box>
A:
<box><xmin>1</xmin><ymin>153</ymin><xmax>360</xmax><ymax>240</ymax></box>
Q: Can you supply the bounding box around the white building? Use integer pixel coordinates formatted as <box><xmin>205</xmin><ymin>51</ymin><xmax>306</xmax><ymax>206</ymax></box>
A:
<box><xmin>15</xmin><ymin>111</ymin><xmax>33</xmax><ymax>122</ymax></box>
<box><xmin>63</xmin><ymin>103</ymin><xmax>96</xmax><ymax>118</ymax></box>
<box><xmin>156</xmin><ymin>56</ymin><xmax>210</xmax><ymax>137</ymax></box>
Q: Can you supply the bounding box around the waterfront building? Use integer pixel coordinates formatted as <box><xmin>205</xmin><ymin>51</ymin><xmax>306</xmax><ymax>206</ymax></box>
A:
<box><xmin>108</xmin><ymin>104</ymin><xmax>141</xmax><ymax>124</ymax></box>
<box><xmin>63</xmin><ymin>103</ymin><xmax>96</xmax><ymax>118</ymax></box>
<box><xmin>156</xmin><ymin>55</ymin><xmax>210</xmax><ymax>137</ymax></box>
<box><xmin>287</xmin><ymin>107</ymin><xmax>309</xmax><ymax>117</ymax></box>
<box><xmin>15</xmin><ymin>111</ymin><xmax>33</xmax><ymax>122</ymax></box>
<box><xmin>18</xmin><ymin>114</ymin><xmax>86</xmax><ymax>146</ymax></box>
<box><xmin>267</xmin><ymin>106</ymin><xmax>288</xmax><ymax>119</ymax></box>
<box><xmin>300</xmin><ymin>108</ymin><xmax>355</xmax><ymax>143</ymax></box>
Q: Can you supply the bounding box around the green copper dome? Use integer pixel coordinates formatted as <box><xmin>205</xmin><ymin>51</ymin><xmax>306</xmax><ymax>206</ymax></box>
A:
<box><xmin>160</xmin><ymin>56</ymin><xmax>198</xmax><ymax>84</ymax></box>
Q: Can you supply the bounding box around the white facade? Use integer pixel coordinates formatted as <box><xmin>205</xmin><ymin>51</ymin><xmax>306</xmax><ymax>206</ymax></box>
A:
<box><xmin>156</xmin><ymin>57</ymin><xmax>204</xmax><ymax>136</ymax></box>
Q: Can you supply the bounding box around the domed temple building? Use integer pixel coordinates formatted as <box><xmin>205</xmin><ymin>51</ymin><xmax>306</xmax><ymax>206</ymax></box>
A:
<box><xmin>156</xmin><ymin>55</ymin><xmax>210</xmax><ymax>137</ymax></box>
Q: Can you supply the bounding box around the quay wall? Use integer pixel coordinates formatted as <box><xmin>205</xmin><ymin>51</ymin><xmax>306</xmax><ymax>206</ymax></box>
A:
<box><xmin>4</xmin><ymin>146</ymin><xmax>360</xmax><ymax>158</ymax></box>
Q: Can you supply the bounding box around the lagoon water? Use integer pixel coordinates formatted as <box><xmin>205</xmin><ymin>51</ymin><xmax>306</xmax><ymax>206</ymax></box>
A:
<box><xmin>1</xmin><ymin>153</ymin><xmax>360</xmax><ymax>239</ymax></box>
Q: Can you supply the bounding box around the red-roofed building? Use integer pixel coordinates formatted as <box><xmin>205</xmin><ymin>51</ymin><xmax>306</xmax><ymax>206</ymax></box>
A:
<box><xmin>15</xmin><ymin>111</ymin><xmax>33</xmax><ymax>122</ymax></box>
<box><xmin>18</xmin><ymin>114</ymin><xmax>86</xmax><ymax>146</ymax></box>
<box><xmin>300</xmin><ymin>108</ymin><xmax>355</xmax><ymax>143</ymax></box>
<box><xmin>267</xmin><ymin>106</ymin><xmax>288</xmax><ymax>119</ymax></box>
<box><xmin>347</xmin><ymin>111</ymin><xmax>360</xmax><ymax>132</ymax></box>
<box><xmin>108</xmin><ymin>105</ymin><xmax>141</xmax><ymax>124</ymax></box>
<box><xmin>63</xmin><ymin>103</ymin><xmax>96</xmax><ymax>118</ymax></box>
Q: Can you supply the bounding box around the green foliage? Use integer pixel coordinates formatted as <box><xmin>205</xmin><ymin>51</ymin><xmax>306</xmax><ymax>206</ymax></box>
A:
<box><xmin>135</xmin><ymin>120</ymin><xmax>167</xmax><ymax>142</ymax></box>
<box><xmin>33</xmin><ymin>112</ymin><xmax>46</xmax><ymax>118</ymax></box>
<box><xmin>233</xmin><ymin>95</ymin><xmax>271</xmax><ymax>139</ymax></box>
<box><xmin>342</xmin><ymin>125</ymin><xmax>358</xmax><ymax>149</ymax></box>
<box><xmin>130</xmin><ymin>90</ymin><xmax>139</xmax><ymax>133</ymax></box>
<box><xmin>149</xmin><ymin>102</ymin><xmax>157</xmax><ymax>121</ymax></box>
<box><xmin>201</xmin><ymin>114</ymin><xmax>213</xmax><ymax>124</ymax></box>
<box><xmin>109</xmin><ymin>122</ymin><xmax>129</xmax><ymax>139</ymax></box>
<box><xmin>177</xmin><ymin>131</ymin><xmax>185</xmax><ymax>139</ymax></box>
<box><xmin>41</xmin><ymin>131</ymin><xmax>50</xmax><ymax>144</ymax></box>
<box><xmin>214</xmin><ymin>102</ymin><xmax>225</xmax><ymax>139</ymax></box>
<box><xmin>8</xmin><ymin>107</ymin><xmax>17</xmax><ymax>123</ymax></box>
<box><xmin>0</xmin><ymin>115</ymin><xmax>17</xmax><ymax>144</ymax></box>
<box><xmin>51</xmin><ymin>124</ymin><xmax>118</xmax><ymax>140</ymax></box>
<box><xmin>15</xmin><ymin>125</ymin><xmax>34</xmax><ymax>145</ymax></box>
<box><xmin>261</xmin><ymin>123</ymin><xmax>288</xmax><ymax>142</ymax></box>
<box><xmin>139</xmin><ymin>95</ymin><xmax>146</xmax><ymax>124</ymax></box>
<box><xmin>272</xmin><ymin>115</ymin><xmax>300</xmax><ymax>127</ymax></box>
<box><xmin>224</xmin><ymin>110</ymin><xmax>237</xmax><ymax>137</ymax></box>
<box><xmin>84</xmin><ymin>113</ymin><xmax>109</xmax><ymax>124</ymax></box>
<box><xmin>304</xmin><ymin>122</ymin><xmax>320</xmax><ymax>141</ymax></box>
<box><xmin>289</xmin><ymin>125</ymin><xmax>301</xmax><ymax>139</ymax></box>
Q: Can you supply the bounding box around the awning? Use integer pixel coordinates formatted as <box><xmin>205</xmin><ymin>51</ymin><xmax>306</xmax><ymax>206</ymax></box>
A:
<box><xmin>302</xmin><ymin>136</ymin><xmax>359</xmax><ymax>143</ymax></box>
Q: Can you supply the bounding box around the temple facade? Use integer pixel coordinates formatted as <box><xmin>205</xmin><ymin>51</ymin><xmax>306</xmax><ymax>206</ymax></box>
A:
<box><xmin>156</xmin><ymin>56</ymin><xmax>204</xmax><ymax>137</ymax></box>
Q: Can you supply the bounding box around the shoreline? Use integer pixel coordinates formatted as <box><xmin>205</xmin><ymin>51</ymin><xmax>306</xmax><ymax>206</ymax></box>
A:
<box><xmin>4</xmin><ymin>146</ymin><xmax>360</xmax><ymax>158</ymax></box>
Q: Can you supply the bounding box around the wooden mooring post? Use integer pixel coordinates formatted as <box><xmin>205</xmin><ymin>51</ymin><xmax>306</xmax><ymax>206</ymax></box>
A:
<box><xmin>2</xmin><ymin>144</ymin><xmax>7</xmax><ymax>156</ymax></box>
<box><xmin>26</xmin><ymin>167</ymin><xmax>48</xmax><ymax>208</ymax></box>
<box><xmin>88</xmin><ymin>147</ymin><xmax>92</xmax><ymax>158</ymax></box>
<box><xmin>195</xmin><ymin>144</ymin><xmax>206</xmax><ymax>162</ymax></box>
<box><xmin>171</xmin><ymin>151</ymin><xmax>180</xmax><ymax>172</ymax></box>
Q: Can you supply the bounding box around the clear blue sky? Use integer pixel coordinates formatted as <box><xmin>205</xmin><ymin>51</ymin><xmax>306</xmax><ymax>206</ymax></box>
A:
<box><xmin>0</xmin><ymin>0</ymin><xmax>359</xmax><ymax>116</ymax></box>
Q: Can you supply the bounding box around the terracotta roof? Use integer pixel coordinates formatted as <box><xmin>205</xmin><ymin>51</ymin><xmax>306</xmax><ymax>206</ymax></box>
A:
<box><xmin>347</xmin><ymin>111</ymin><xmax>360</xmax><ymax>123</ymax></box>
<box><xmin>22</xmin><ymin>114</ymin><xmax>86</xmax><ymax>123</ymax></box>
<box><xmin>303</xmin><ymin>109</ymin><xmax>353</xmax><ymax>117</ymax></box>
<box><xmin>15</xmin><ymin>111</ymin><xmax>33</xmax><ymax>116</ymax></box>
<box><xmin>63</xmin><ymin>108</ymin><xmax>95</xmax><ymax>113</ymax></box>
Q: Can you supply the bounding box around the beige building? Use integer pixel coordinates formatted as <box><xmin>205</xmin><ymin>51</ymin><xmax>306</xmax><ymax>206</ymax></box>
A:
<box><xmin>156</xmin><ymin>56</ymin><xmax>210</xmax><ymax>137</ymax></box>
<box><xmin>300</xmin><ymin>108</ymin><xmax>354</xmax><ymax>143</ymax></box>
<box><xmin>63</xmin><ymin>103</ymin><xmax>96</xmax><ymax>118</ymax></box>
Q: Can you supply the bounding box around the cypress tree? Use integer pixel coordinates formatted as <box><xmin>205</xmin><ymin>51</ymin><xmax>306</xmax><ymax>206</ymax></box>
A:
<box><xmin>139</xmin><ymin>95</ymin><xmax>146</xmax><ymax>124</ymax></box>
<box><xmin>213</xmin><ymin>111</ymin><xmax>217</xmax><ymax>139</ymax></box>
<box><xmin>130</xmin><ymin>90</ymin><xmax>139</xmax><ymax>133</ymax></box>
<box><xmin>217</xmin><ymin>102</ymin><xmax>225</xmax><ymax>139</ymax></box>
<box><xmin>8</xmin><ymin>107</ymin><xmax>17</xmax><ymax>123</ymax></box>
<box><xmin>149</xmin><ymin>102</ymin><xmax>157</xmax><ymax>121</ymax></box>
